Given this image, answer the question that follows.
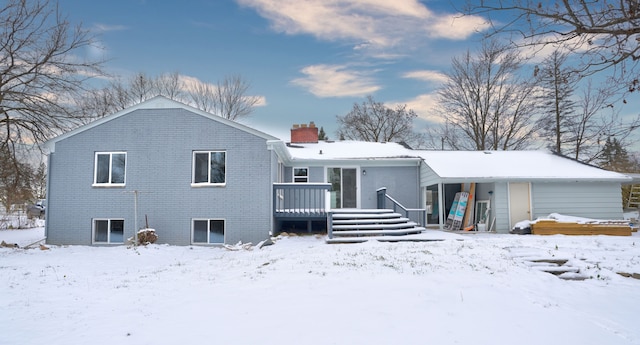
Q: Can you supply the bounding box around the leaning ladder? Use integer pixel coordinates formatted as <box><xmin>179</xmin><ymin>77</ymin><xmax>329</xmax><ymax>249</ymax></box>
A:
<box><xmin>446</xmin><ymin>192</ymin><xmax>469</xmax><ymax>230</ymax></box>
<box><xmin>627</xmin><ymin>185</ymin><xmax>640</xmax><ymax>209</ymax></box>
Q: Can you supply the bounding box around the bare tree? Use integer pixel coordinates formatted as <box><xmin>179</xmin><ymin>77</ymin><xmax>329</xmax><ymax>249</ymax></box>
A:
<box><xmin>0</xmin><ymin>147</ymin><xmax>34</xmax><ymax>213</ymax></box>
<box><xmin>464</xmin><ymin>0</ymin><xmax>640</xmax><ymax>90</ymax></box>
<box><xmin>32</xmin><ymin>162</ymin><xmax>47</xmax><ymax>199</ymax></box>
<box><xmin>569</xmin><ymin>80</ymin><xmax>640</xmax><ymax>163</ymax></box>
<box><xmin>155</xmin><ymin>72</ymin><xmax>183</xmax><ymax>100</ymax></box>
<box><xmin>187</xmin><ymin>80</ymin><xmax>217</xmax><ymax>113</ymax></box>
<box><xmin>432</xmin><ymin>40</ymin><xmax>537</xmax><ymax>150</ymax></box>
<box><xmin>211</xmin><ymin>74</ymin><xmax>261</xmax><ymax>120</ymax></box>
<box><xmin>0</xmin><ymin>0</ymin><xmax>104</xmax><ymax>163</ymax></box>
<box><xmin>129</xmin><ymin>72</ymin><xmax>156</xmax><ymax>104</ymax></box>
<box><xmin>79</xmin><ymin>73</ymin><xmax>260</xmax><ymax>121</ymax></box>
<box><xmin>336</xmin><ymin>96</ymin><xmax>423</xmax><ymax>145</ymax></box>
<box><xmin>534</xmin><ymin>50</ymin><xmax>640</xmax><ymax>162</ymax></box>
<box><xmin>535</xmin><ymin>50</ymin><xmax>578</xmax><ymax>155</ymax></box>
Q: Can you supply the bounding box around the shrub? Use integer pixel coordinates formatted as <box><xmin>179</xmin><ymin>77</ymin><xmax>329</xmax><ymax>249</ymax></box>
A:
<box><xmin>137</xmin><ymin>228</ymin><xmax>158</xmax><ymax>244</ymax></box>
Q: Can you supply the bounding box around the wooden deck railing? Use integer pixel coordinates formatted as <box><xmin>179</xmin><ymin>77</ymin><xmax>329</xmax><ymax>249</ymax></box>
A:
<box><xmin>377</xmin><ymin>187</ymin><xmax>426</xmax><ymax>226</ymax></box>
<box><xmin>273</xmin><ymin>183</ymin><xmax>331</xmax><ymax>218</ymax></box>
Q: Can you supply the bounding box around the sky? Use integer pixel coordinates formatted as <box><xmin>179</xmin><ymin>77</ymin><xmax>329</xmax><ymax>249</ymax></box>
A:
<box><xmin>56</xmin><ymin>0</ymin><xmax>638</xmax><ymax>144</ymax></box>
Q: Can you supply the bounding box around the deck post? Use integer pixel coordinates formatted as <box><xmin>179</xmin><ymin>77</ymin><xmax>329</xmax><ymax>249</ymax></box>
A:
<box><xmin>377</xmin><ymin>187</ymin><xmax>387</xmax><ymax>209</ymax></box>
<box><xmin>326</xmin><ymin>190</ymin><xmax>333</xmax><ymax>238</ymax></box>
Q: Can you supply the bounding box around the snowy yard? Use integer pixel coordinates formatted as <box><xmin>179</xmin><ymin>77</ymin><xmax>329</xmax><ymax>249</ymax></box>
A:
<box><xmin>1</xmin><ymin>226</ymin><xmax>639</xmax><ymax>345</ymax></box>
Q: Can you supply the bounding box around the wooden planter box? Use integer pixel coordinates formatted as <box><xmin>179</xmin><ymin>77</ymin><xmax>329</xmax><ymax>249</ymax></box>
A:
<box><xmin>532</xmin><ymin>220</ymin><xmax>632</xmax><ymax>236</ymax></box>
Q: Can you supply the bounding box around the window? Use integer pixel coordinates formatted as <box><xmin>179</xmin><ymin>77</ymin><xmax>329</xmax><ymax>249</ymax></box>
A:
<box><xmin>93</xmin><ymin>219</ymin><xmax>125</xmax><ymax>244</ymax></box>
<box><xmin>94</xmin><ymin>152</ymin><xmax>126</xmax><ymax>186</ymax></box>
<box><xmin>192</xmin><ymin>151</ymin><xmax>226</xmax><ymax>185</ymax></box>
<box><xmin>293</xmin><ymin>167</ymin><xmax>309</xmax><ymax>183</ymax></box>
<box><xmin>192</xmin><ymin>219</ymin><xmax>225</xmax><ymax>244</ymax></box>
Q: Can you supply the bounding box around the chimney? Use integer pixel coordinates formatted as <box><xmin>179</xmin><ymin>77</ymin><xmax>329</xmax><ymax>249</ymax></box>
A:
<box><xmin>291</xmin><ymin>122</ymin><xmax>319</xmax><ymax>144</ymax></box>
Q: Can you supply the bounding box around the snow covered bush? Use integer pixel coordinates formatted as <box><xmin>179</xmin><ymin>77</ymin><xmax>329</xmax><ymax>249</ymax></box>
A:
<box><xmin>137</xmin><ymin>228</ymin><xmax>158</xmax><ymax>245</ymax></box>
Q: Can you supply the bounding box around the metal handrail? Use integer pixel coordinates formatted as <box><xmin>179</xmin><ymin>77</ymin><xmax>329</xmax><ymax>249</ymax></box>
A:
<box><xmin>377</xmin><ymin>187</ymin><xmax>426</xmax><ymax>226</ymax></box>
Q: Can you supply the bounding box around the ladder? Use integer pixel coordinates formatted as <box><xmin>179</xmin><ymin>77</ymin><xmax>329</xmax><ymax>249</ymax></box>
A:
<box><xmin>446</xmin><ymin>192</ymin><xmax>469</xmax><ymax>230</ymax></box>
<box><xmin>628</xmin><ymin>185</ymin><xmax>640</xmax><ymax>209</ymax></box>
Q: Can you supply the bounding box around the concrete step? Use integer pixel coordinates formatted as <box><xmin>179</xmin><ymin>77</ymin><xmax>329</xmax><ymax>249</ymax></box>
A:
<box><xmin>333</xmin><ymin>222</ymin><xmax>419</xmax><ymax>231</ymax></box>
<box><xmin>332</xmin><ymin>217</ymin><xmax>411</xmax><ymax>225</ymax></box>
<box><xmin>331</xmin><ymin>227</ymin><xmax>426</xmax><ymax>237</ymax></box>
<box><xmin>331</xmin><ymin>212</ymin><xmax>403</xmax><ymax>220</ymax></box>
<box><xmin>331</xmin><ymin>208</ymin><xmax>394</xmax><ymax>214</ymax></box>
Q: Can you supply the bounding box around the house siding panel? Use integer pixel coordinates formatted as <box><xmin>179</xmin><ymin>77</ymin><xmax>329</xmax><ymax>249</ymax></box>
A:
<box><xmin>361</xmin><ymin>166</ymin><xmax>419</xmax><ymax>209</ymax></box>
<box><xmin>531</xmin><ymin>182</ymin><xmax>623</xmax><ymax>220</ymax></box>
<box><xmin>47</xmin><ymin>108</ymin><xmax>273</xmax><ymax>245</ymax></box>
<box><xmin>419</xmin><ymin>161</ymin><xmax>440</xmax><ymax>187</ymax></box>
<box><xmin>493</xmin><ymin>182</ymin><xmax>510</xmax><ymax>233</ymax></box>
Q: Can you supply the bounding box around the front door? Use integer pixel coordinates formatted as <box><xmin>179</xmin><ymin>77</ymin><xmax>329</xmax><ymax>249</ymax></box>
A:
<box><xmin>509</xmin><ymin>182</ymin><xmax>531</xmax><ymax>228</ymax></box>
<box><xmin>328</xmin><ymin>167</ymin><xmax>357</xmax><ymax>208</ymax></box>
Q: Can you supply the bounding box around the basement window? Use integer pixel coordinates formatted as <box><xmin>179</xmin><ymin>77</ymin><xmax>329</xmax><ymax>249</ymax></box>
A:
<box><xmin>192</xmin><ymin>219</ymin><xmax>225</xmax><ymax>244</ymax></box>
<box><xmin>93</xmin><ymin>219</ymin><xmax>124</xmax><ymax>244</ymax></box>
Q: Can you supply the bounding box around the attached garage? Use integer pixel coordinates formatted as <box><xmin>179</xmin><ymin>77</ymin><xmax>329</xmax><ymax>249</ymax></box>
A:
<box><xmin>415</xmin><ymin>150</ymin><xmax>631</xmax><ymax>233</ymax></box>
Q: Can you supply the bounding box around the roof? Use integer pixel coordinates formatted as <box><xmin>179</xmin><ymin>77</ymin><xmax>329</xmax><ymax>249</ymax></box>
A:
<box><xmin>286</xmin><ymin>140</ymin><xmax>416</xmax><ymax>160</ymax></box>
<box><xmin>278</xmin><ymin>142</ymin><xmax>629</xmax><ymax>181</ymax></box>
<box><xmin>414</xmin><ymin>150</ymin><xmax>631</xmax><ymax>182</ymax></box>
<box><xmin>44</xmin><ymin>96</ymin><xmax>279</xmax><ymax>152</ymax></box>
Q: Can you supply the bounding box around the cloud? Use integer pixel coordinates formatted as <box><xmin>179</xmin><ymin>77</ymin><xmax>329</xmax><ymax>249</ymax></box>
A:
<box><xmin>488</xmin><ymin>32</ymin><xmax>595</xmax><ymax>65</ymax></box>
<box><xmin>291</xmin><ymin>64</ymin><xmax>381</xmax><ymax>98</ymax></box>
<box><xmin>402</xmin><ymin>70</ymin><xmax>448</xmax><ymax>84</ymax></box>
<box><xmin>84</xmin><ymin>24</ymin><xmax>127</xmax><ymax>61</ymax></box>
<box><xmin>387</xmin><ymin>93</ymin><xmax>443</xmax><ymax>123</ymax></box>
<box><xmin>92</xmin><ymin>23</ymin><xmax>128</xmax><ymax>33</ymax></box>
<box><xmin>428</xmin><ymin>14</ymin><xmax>488</xmax><ymax>40</ymax></box>
<box><xmin>236</xmin><ymin>0</ymin><xmax>488</xmax><ymax>53</ymax></box>
<box><xmin>253</xmin><ymin>95</ymin><xmax>267</xmax><ymax>107</ymax></box>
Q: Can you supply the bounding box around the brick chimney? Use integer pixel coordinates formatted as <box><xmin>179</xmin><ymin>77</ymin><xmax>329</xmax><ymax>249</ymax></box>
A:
<box><xmin>290</xmin><ymin>121</ymin><xmax>318</xmax><ymax>143</ymax></box>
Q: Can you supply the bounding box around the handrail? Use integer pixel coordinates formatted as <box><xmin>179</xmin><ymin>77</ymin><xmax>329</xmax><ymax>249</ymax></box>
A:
<box><xmin>377</xmin><ymin>187</ymin><xmax>426</xmax><ymax>226</ymax></box>
<box><xmin>273</xmin><ymin>183</ymin><xmax>331</xmax><ymax>218</ymax></box>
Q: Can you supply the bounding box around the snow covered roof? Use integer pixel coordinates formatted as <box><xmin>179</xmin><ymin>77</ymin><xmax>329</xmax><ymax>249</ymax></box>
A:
<box><xmin>414</xmin><ymin>150</ymin><xmax>632</xmax><ymax>182</ymax></box>
<box><xmin>279</xmin><ymin>142</ymin><xmax>629</xmax><ymax>181</ymax></box>
<box><xmin>282</xmin><ymin>140</ymin><xmax>419</xmax><ymax>162</ymax></box>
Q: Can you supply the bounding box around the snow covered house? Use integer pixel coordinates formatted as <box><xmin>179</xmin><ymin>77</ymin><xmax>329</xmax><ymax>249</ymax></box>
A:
<box><xmin>43</xmin><ymin>96</ymin><xmax>632</xmax><ymax>246</ymax></box>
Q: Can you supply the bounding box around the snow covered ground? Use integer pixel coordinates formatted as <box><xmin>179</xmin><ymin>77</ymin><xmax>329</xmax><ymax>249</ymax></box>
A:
<box><xmin>1</xmin><ymin>226</ymin><xmax>639</xmax><ymax>345</ymax></box>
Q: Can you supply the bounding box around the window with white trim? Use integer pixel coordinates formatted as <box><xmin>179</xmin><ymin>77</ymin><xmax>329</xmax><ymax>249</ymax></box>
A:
<box><xmin>94</xmin><ymin>152</ymin><xmax>126</xmax><ymax>186</ymax></box>
<box><xmin>192</xmin><ymin>219</ymin><xmax>225</xmax><ymax>244</ymax></box>
<box><xmin>192</xmin><ymin>151</ymin><xmax>226</xmax><ymax>185</ymax></box>
<box><xmin>293</xmin><ymin>167</ymin><xmax>309</xmax><ymax>183</ymax></box>
<box><xmin>93</xmin><ymin>219</ymin><xmax>125</xmax><ymax>244</ymax></box>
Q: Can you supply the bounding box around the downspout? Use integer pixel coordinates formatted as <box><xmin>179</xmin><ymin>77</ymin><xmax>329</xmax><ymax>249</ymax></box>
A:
<box><xmin>417</xmin><ymin>162</ymin><xmax>424</xmax><ymax>226</ymax></box>
<box><xmin>44</xmin><ymin>152</ymin><xmax>52</xmax><ymax>242</ymax></box>
<box><xmin>438</xmin><ymin>182</ymin><xmax>444</xmax><ymax>230</ymax></box>
<box><xmin>267</xmin><ymin>145</ymin><xmax>276</xmax><ymax>237</ymax></box>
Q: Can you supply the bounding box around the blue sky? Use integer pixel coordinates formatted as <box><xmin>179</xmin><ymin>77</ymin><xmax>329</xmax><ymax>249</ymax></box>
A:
<box><xmin>58</xmin><ymin>0</ymin><xmax>638</xmax><ymax>144</ymax></box>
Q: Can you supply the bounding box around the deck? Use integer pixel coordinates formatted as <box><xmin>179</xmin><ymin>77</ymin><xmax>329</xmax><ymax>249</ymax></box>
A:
<box><xmin>272</xmin><ymin>183</ymin><xmax>427</xmax><ymax>240</ymax></box>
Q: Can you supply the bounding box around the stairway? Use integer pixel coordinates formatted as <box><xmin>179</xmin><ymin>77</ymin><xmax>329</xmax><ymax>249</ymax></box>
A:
<box><xmin>327</xmin><ymin>209</ymin><xmax>425</xmax><ymax>243</ymax></box>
